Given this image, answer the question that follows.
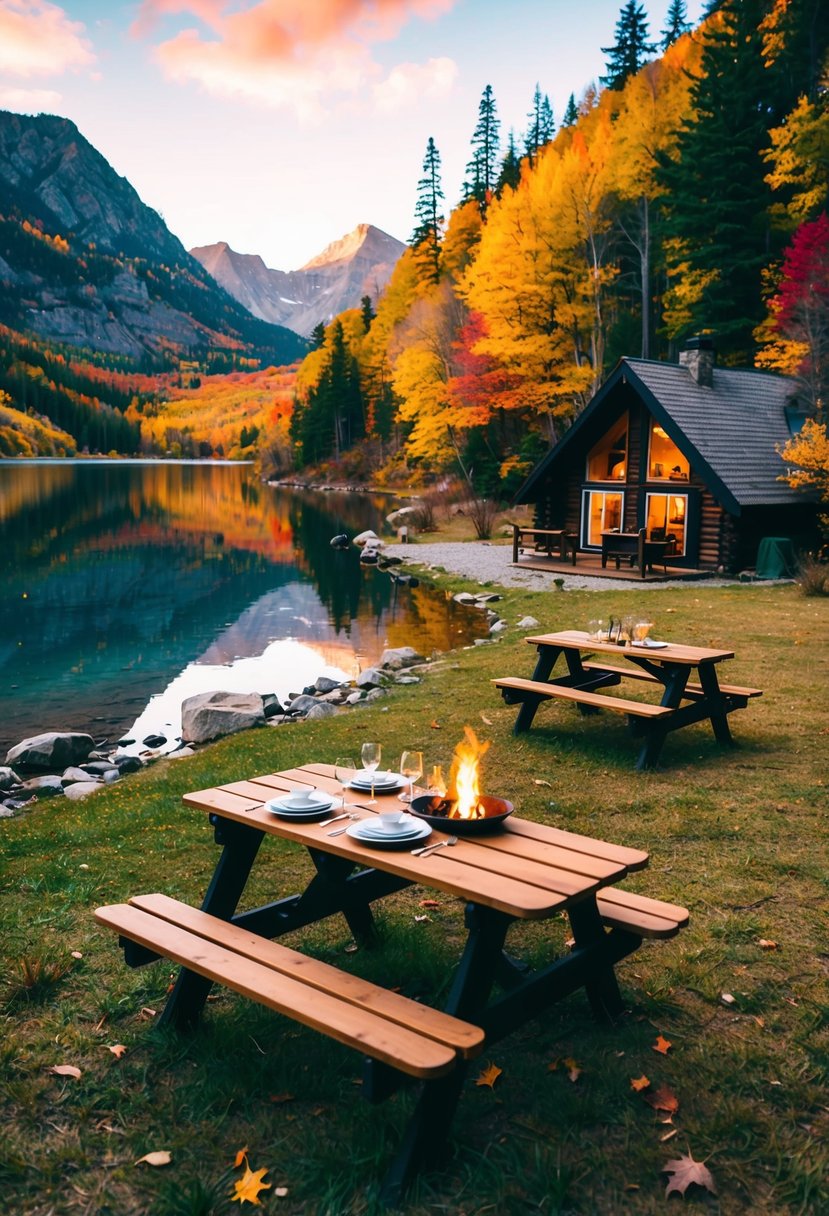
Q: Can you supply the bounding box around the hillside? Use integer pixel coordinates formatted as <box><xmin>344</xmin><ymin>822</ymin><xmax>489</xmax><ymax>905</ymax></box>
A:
<box><xmin>191</xmin><ymin>223</ymin><xmax>405</xmax><ymax>337</ymax></box>
<box><xmin>0</xmin><ymin>111</ymin><xmax>306</xmax><ymax>368</ymax></box>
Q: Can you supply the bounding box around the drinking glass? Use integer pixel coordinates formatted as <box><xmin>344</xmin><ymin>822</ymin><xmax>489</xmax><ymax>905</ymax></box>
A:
<box><xmin>360</xmin><ymin>741</ymin><xmax>382</xmax><ymax>804</ymax></box>
<box><xmin>587</xmin><ymin>618</ymin><xmax>604</xmax><ymax>642</ymax></box>
<box><xmin>334</xmin><ymin>756</ymin><xmax>356</xmax><ymax>809</ymax></box>
<box><xmin>399</xmin><ymin>750</ymin><xmax>423</xmax><ymax>804</ymax></box>
<box><xmin>632</xmin><ymin>620</ymin><xmax>654</xmax><ymax>643</ymax></box>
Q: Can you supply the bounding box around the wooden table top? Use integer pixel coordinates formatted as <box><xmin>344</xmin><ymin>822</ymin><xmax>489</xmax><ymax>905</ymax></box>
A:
<box><xmin>524</xmin><ymin>630</ymin><xmax>734</xmax><ymax>665</ymax></box>
<box><xmin>183</xmin><ymin>763</ymin><xmax>649</xmax><ymax>922</ymax></box>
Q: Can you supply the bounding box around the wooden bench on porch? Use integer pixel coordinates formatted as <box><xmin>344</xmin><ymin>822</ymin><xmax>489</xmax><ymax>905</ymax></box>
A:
<box><xmin>601</xmin><ymin>528</ymin><xmax>669</xmax><ymax>577</ymax></box>
<box><xmin>512</xmin><ymin>524</ymin><xmax>578</xmax><ymax>565</ymax></box>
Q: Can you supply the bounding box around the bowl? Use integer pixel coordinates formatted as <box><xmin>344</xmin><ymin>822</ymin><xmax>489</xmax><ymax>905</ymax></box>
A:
<box><xmin>286</xmin><ymin>786</ymin><xmax>318</xmax><ymax>806</ymax></box>
<box><xmin>409</xmin><ymin>794</ymin><xmax>514</xmax><ymax>836</ymax></box>
<box><xmin>378</xmin><ymin>809</ymin><xmax>407</xmax><ymax>833</ymax></box>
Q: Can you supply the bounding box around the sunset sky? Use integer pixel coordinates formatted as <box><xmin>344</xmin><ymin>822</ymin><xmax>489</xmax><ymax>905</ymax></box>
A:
<box><xmin>0</xmin><ymin>0</ymin><xmax>704</xmax><ymax>270</ymax></box>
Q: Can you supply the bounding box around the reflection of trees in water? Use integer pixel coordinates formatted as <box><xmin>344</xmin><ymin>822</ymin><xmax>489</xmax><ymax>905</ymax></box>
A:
<box><xmin>286</xmin><ymin>494</ymin><xmax>369</xmax><ymax>632</ymax></box>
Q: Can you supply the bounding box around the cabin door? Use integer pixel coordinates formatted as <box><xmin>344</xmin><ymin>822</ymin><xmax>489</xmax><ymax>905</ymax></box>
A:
<box><xmin>582</xmin><ymin>490</ymin><xmax>625</xmax><ymax>548</ymax></box>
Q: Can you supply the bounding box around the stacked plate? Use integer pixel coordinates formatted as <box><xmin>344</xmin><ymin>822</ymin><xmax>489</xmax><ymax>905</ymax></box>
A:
<box><xmin>346</xmin><ymin>815</ymin><xmax>431</xmax><ymax>849</ymax></box>
<box><xmin>266</xmin><ymin>789</ymin><xmax>335</xmax><ymax>821</ymax></box>
<box><xmin>631</xmin><ymin>638</ymin><xmax>668</xmax><ymax>649</ymax></box>
<box><xmin>347</xmin><ymin>770</ymin><xmax>406</xmax><ymax>794</ymax></box>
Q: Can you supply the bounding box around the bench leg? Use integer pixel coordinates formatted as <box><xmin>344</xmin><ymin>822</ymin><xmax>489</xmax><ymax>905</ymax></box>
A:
<box><xmin>567</xmin><ymin>898</ymin><xmax>625</xmax><ymax>1022</ymax></box>
<box><xmin>379</xmin><ymin>1066</ymin><xmax>468</xmax><ymax>1208</ymax></box>
<box><xmin>696</xmin><ymin>665</ymin><xmax>734</xmax><ymax>747</ymax></box>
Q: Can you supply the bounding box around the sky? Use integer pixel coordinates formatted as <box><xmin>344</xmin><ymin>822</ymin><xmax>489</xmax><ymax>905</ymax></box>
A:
<box><xmin>0</xmin><ymin>0</ymin><xmax>706</xmax><ymax>271</ymax></box>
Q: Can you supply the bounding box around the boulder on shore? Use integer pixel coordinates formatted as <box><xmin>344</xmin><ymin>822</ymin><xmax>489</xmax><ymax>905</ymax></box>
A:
<box><xmin>6</xmin><ymin>732</ymin><xmax>95</xmax><ymax>771</ymax></box>
<box><xmin>181</xmin><ymin>691</ymin><xmax>266</xmax><ymax>744</ymax></box>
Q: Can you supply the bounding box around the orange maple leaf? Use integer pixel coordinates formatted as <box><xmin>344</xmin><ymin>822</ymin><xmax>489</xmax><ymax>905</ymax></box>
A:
<box><xmin>630</xmin><ymin>1074</ymin><xmax>650</xmax><ymax>1092</ymax></box>
<box><xmin>652</xmin><ymin>1034</ymin><xmax>672</xmax><ymax>1055</ymax></box>
<box><xmin>49</xmin><ymin>1064</ymin><xmax>81</xmax><ymax>1079</ymax></box>
<box><xmin>232</xmin><ymin>1158</ymin><xmax>272</xmax><ymax>1206</ymax></box>
<box><xmin>107</xmin><ymin>1044</ymin><xmax>127</xmax><ymax>1059</ymax></box>
<box><xmin>663</xmin><ymin>1151</ymin><xmax>717</xmax><ymax>1197</ymax></box>
<box><xmin>135</xmin><ymin>1150</ymin><xmax>171</xmax><ymax>1167</ymax></box>
<box><xmin>645</xmin><ymin>1085</ymin><xmax>679</xmax><ymax>1114</ymax></box>
<box><xmin>476</xmin><ymin>1062</ymin><xmax>502</xmax><ymax>1089</ymax></box>
<box><xmin>233</xmin><ymin>1146</ymin><xmax>249</xmax><ymax>1168</ymax></box>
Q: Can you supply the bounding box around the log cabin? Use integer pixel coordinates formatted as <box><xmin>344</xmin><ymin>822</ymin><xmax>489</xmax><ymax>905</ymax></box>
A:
<box><xmin>513</xmin><ymin>338</ymin><xmax>817</xmax><ymax>575</ymax></box>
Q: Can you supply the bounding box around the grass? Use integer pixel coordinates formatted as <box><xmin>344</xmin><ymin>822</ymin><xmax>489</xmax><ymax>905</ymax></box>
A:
<box><xmin>1</xmin><ymin>577</ymin><xmax>828</xmax><ymax>1214</ymax></box>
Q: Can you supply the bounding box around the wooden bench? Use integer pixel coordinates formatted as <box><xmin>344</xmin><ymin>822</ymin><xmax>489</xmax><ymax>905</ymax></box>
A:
<box><xmin>596</xmin><ymin>888</ymin><xmax>689</xmax><ymax>939</ymax></box>
<box><xmin>493</xmin><ymin>676</ymin><xmax>676</xmax><ymax>720</ymax></box>
<box><xmin>601</xmin><ymin>529</ymin><xmax>668</xmax><ymax>578</ymax></box>
<box><xmin>512</xmin><ymin>525</ymin><xmax>577</xmax><ymax>566</ymax></box>
<box><xmin>95</xmin><ymin>894</ymin><xmax>484</xmax><ymax>1079</ymax></box>
<box><xmin>581</xmin><ymin>662</ymin><xmax>763</xmax><ymax>702</ymax></box>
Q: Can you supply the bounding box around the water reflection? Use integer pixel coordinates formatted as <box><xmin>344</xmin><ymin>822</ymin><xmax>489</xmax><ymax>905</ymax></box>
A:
<box><xmin>0</xmin><ymin>461</ymin><xmax>486</xmax><ymax>753</ymax></box>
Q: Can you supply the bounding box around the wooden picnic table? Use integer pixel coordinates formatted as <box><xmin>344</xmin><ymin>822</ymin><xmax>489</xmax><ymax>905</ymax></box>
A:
<box><xmin>512</xmin><ymin>523</ymin><xmax>577</xmax><ymax>565</ymax></box>
<box><xmin>494</xmin><ymin>629</ymin><xmax>762</xmax><ymax>770</ymax></box>
<box><xmin>95</xmin><ymin>762</ymin><xmax>688</xmax><ymax>1205</ymax></box>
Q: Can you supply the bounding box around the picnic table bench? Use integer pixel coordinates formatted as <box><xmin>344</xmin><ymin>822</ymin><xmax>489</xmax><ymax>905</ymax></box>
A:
<box><xmin>96</xmin><ymin>763</ymin><xmax>688</xmax><ymax>1204</ymax></box>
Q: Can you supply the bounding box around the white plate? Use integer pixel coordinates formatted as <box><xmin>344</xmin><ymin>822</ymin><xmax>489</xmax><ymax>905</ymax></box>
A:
<box><xmin>349</xmin><ymin>770</ymin><xmax>404</xmax><ymax>787</ymax></box>
<box><xmin>355</xmin><ymin>814</ymin><xmax>421</xmax><ymax>838</ymax></box>
<box><xmin>346</xmin><ymin>819</ymin><xmax>431</xmax><ymax>848</ymax></box>
<box><xmin>267</xmin><ymin>794</ymin><xmax>334</xmax><ymax>816</ymax></box>
<box><xmin>631</xmin><ymin>639</ymin><xmax>668</xmax><ymax>649</ymax></box>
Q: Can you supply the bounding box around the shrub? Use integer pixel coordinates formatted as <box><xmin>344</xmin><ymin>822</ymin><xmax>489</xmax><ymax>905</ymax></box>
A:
<box><xmin>796</xmin><ymin>555</ymin><xmax>829</xmax><ymax>596</ymax></box>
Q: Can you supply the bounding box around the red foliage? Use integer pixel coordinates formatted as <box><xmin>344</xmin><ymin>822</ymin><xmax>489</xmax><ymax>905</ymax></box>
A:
<box><xmin>775</xmin><ymin>212</ymin><xmax>829</xmax><ymax>331</ymax></box>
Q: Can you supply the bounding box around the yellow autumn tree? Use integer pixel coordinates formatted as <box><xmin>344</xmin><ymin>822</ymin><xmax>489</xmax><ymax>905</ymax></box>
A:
<box><xmin>780</xmin><ymin>417</ymin><xmax>829</xmax><ymax>535</ymax></box>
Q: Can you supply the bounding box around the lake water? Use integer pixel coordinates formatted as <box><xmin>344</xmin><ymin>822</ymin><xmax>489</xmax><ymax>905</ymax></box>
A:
<box><xmin>0</xmin><ymin>461</ymin><xmax>487</xmax><ymax>757</ymax></box>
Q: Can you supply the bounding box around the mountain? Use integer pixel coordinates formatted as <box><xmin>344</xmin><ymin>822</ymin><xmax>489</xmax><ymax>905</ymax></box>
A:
<box><xmin>191</xmin><ymin>224</ymin><xmax>406</xmax><ymax>337</ymax></box>
<box><xmin>0</xmin><ymin>110</ymin><xmax>306</xmax><ymax>366</ymax></box>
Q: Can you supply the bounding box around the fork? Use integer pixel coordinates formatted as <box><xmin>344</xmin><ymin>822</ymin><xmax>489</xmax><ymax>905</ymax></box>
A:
<box><xmin>318</xmin><ymin>810</ymin><xmax>355</xmax><ymax>828</ymax></box>
<box><xmin>411</xmin><ymin>835</ymin><xmax>458</xmax><ymax>857</ymax></box>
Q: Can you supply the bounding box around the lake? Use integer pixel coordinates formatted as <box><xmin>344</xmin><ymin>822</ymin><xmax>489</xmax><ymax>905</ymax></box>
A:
<box><xmin>0</xmin><ymin>461</ymin><xmax>488</xmax><ymax>757</ymax></box>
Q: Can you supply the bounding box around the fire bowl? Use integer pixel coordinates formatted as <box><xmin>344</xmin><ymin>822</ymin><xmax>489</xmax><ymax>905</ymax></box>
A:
<box><xmin>409</xmin><ymin>793</ymin><xmax>514</xmax><ymax>836</ymax></box>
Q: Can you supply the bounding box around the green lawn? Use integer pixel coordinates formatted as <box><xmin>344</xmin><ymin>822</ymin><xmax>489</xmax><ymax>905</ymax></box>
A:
<box><xmin>2</xmin><ymin>579</ymin><xmax>827</xmax><ymax>1215</ymax></box>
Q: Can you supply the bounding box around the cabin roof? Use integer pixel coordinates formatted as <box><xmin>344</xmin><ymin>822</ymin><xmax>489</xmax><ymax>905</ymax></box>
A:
<box><xmin>515</xmin><ymin>357</ymin><xmax>806</xmax><ymax>514</ymax></box>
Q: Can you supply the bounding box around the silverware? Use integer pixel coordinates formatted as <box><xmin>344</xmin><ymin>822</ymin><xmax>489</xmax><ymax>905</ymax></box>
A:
<box><xmin>327</xmin><ymin>819</ymin><xmax>358</xmax><ymax>836</ymax></box>
<box><xmin>411</xmin><ymin>835</ymin><xmax>458</xmax><ymax>857</ymax></box>
<box><xmin>318</xmin><ymin>810</ymin><xmax>352</xmax><ymax>827</ymax></box>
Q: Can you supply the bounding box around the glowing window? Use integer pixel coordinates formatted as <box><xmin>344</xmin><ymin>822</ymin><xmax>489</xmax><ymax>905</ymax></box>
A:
<box><xmin>648</xmin><ymin>422</ymin><xmax>689</xmax><ymax>481</ymax></box>
<box><xmin>586</xmin><ymin>415</ymin><xmax>628</xmax><ymax>481</ymax></box>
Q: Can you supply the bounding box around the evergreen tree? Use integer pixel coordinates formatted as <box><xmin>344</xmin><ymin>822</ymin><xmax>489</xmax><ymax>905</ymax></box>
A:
<box><xmin>524</xmin><ymin>84</ymin><xmax>554</xmax><ymax>164</ymax></box>
<box><xmin>656</xmin><ymin>0</ymin><xmax>787</xmax><ymax>359</ymax></box>
<box><xmin>411</xmin><ymin>136</ymin><xmax>445</xmax><ymax>284</ymax></box>
<box><xmin>360</xmin><ymin>294</ymin><xmax>375</xmax><ymax>331</ymax></box>
<box><xmin>309</xmin><ymin>321</ymin><xmax>326</xmax><ymax>350</ymax></box>
<box><xmin>660</xmin><ymin>0</ymin><xmax>691</xmax><ymax>49</ymax></box>
<box><xmin>600</xmin><ymin>2</ymin><xmax>657</xmax><ymax>91</ymax></box>
<box><xmin>562</xmin><ymin>92</ymin><xmax>579</xmax><ymax>127</ymax></box>
<box><xmin>463</xmin><ymin>84</ymin><xmax>501</xmax><ymax>208</ymax></box>
<box><xmin>497</xmin><ymin>131</ymin><xmax>522</xmax><ymax>195</ymax></box>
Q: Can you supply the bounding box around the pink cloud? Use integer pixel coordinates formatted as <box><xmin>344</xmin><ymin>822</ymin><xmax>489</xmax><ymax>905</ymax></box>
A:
<box><xmin>373</xmin><ymin>56</ymin><xmax>458</xmax><ymax>111</ymax></box>
<box><xmin>139</xmin><ymin>0</ymin><xmax>459</xmax><ymax>115</ymax></box>
<box><xmin>0</xmin><ymin>0</ymin><xmax>94</xmax><ymax>78</ymax></box>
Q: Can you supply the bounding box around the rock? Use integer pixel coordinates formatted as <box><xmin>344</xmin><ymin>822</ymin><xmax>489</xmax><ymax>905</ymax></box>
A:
<box><xmin>356</xmin><ymin>667</ymin><xmax>388</xmax><ymax>690</ymax></box>
<box><xmin>142</xmin><ymin>734</ymin><xmax>168</xmax><ymax>748</ymax></box>
<box><xmin>314</xmin><ymin>676</ymin><xmax>341</xmax><ymax>694</ymax></box>
<box><xmin>0</xmin><ymin>766</ymin><xmax>20</xmax><ymax>791</ymax></box>
<box><xmin>286</xmin><ymin>694</ymin><xmax>322</xmax><ymax>716</ymax></box>
<box><xmin>81</xmin><ymin>761</ymin><xmax>120</xmax><ymax>778</ymax></box>
<box><xmin>364</xmin><ymin>688</ymin><xmax>386</xmax><ymax>702</ymax></box>
<box><xmin>353</xmin><ymin>529</ymin><xmax>380</xmax><ymax>548</ymax></box>
<box><xmin>453</xmin><ymin>592</ymin><xmax>477</xmax><ymax>605</ymax></box>
<box><xmin>21</xmin><ymin>774</ymin><xmax>65</xmax><ymax>797</ymax></box>
<box><xmin>517</xmin><ymin>616</ymin><xmax>540</xmax><ymax>628</ymax></box>
<box><xmin>103</xmin><ymin>768</ymin><xmax>121</xmax><ymax>782</ymax></box>
<box><xmin>394</xmin><ymin>675</ymin><xmax>420</xmax><ymax>685</ymax></box>
<box><xmin>385</xmin><ymin>506</ymin><xmax>418</xmax><ymax>527</ymax></box>
<box><xmin>0</xmin><ymin>805</ymin><xmax>17</xmax><ymax>818</ymax></box>
<box><xmin>474</xmin><ymin>593</ymin><xmax>502</xmax><ymax>603</ymax></box>
<box><xmin>166</xmin><ymin>746</ymin><xmax>196</xmax><ymax>759</ymax></box>
<box><xmin>181</xmin><ymin>691</ymin><xmax>266</xmax><ymax>744</ymax></box>
<box><xmin>62</xmin><ymin>766</ymin><xmax>96</xmax><ymax>786</ymax></box>
<box><xmin>114</xmin><ymin>754</ymin><xmax>144</xmax><ymax>774</ymax></box>
<box><xmin>305</xmin><ymin>702</ymin><xmax>338</xmax><ymax>719</ymax></box>
<box><xmin>489</xmin><ymin>620</ymin><xmax>508</xmax><ymax>634</ymax></box>
<box><xmin>345</xmin><ymin>691</ymin><xmax>365</xmax><ymax>705</ymax></box>
<box><xmin>6</xmin><ymin>731</ymin><xmax>95</xmax><ymax>771</ymax></box>
<box><xmin>379</xmin><ymin>646</ymin><xmax>425</xmax><ymax>670</ymax></box>
<box><xmin>329</xmin><ymin>533</ymin><xmax>349</xmax><ymax>549</ymax></box>
<box><xmin>64</xmin><ymin>781</ymin><xmax>105</xmax><ymax>800</ymax></box>
<box><xmin>261</xmin><ymin>693</ymin><xmax>284</xmax><ymax>718</ymax></box>
<box><xmin>360</xmin><ymin>549</ymin><xmax>380</xmax><ymax>564</ymax></box>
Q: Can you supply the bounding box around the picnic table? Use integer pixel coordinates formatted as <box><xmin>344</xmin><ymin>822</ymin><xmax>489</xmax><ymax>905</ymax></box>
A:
<box><xmin>512</xmin><ymin>523</ymin><xmax>577</xmax><ymax>565</ymax></box>
<box><xmin>95</xmin><ymin>762</ymin><xmax>688</xmax><ymax>1205</ymax></box>
<box><xmin>494</xmin><ymin>629</ymin><xmax>762</xmax><ymax>770</ymax></box>
<box><xmin>601</xmin><ymin>529</ymin><xmax>670</xmax><ymax>577</ymax></box>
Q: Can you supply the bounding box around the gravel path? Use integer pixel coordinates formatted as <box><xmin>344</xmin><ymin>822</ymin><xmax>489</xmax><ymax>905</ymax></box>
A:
<box><xmin>382</xmin><ymin>541</ymin><xmax>746</xmax><ymax>593</ymax></box>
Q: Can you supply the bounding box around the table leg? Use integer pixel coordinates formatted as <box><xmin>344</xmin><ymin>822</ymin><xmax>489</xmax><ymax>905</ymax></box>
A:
<box><xmin>512</xmin><ymin>525</ymin><xmax>519</xmax><ymax>563</ymax></box>
<box><xmin>158</xmin><ymin>817</ymin><xmax>265</xmax><ymax>1029</ymax></box>
<box><xmin>567</xmin><ymin>897</ymin><xmax>624</xmax><ymax>1022</ymax></box>
<box><xmin>696</xmin><ymin>663</ymin><xmax>734</xmax><ymax>746</ymax></box>
<box><xmin>514</xmin><ymin>644</ymin><xmax>561</xmax><ymax>732</ymax></box>
<box><xmin>379</xmin><ymin>1065</ymin><xmax>468</xmax><ymax>1208</ymax></box>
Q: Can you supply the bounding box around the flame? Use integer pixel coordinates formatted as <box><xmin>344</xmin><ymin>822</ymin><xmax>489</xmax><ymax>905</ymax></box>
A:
<box><xmin>448</xmin><ymin>726</ymin><xmax>490</xmax><ymax>820</ymax></box>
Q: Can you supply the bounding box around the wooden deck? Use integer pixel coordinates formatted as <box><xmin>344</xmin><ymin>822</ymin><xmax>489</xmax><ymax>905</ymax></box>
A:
<box><xmin>511</xmin><ymin>552</ymin><xmax>711</xmax><ymax>582</ymax></box>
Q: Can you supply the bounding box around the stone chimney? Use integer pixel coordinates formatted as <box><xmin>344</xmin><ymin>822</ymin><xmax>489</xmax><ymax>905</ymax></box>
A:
<box><xmin>679</xmin><ymin>335</ymin><xmax>715</xmax><ymax>387</ymax></box>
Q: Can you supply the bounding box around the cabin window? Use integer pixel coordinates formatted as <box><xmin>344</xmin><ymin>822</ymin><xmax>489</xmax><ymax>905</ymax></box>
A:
<box><xmin>582</xmin><ymin>490</ymin><xmax>624</xmax><ymax>548</ymax></box>
<box><xmin>586</xmin><ymin>415</ymin><xmax>628</xmax><ymax>481</ymax></box>
<box><xmin>645</xmin><ymin>492</ymin><xmax>687</xmax><ymax>557</ymax></box>
<box><xmin>647</xmin><ymin>421</ymin><xmax>689</xmax><ymax>481</ymax></box>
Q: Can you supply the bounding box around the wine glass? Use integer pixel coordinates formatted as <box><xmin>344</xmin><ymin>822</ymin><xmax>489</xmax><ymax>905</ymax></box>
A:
<box><xmin>399</xmin><ymin>750</ymin><xmax>423</xmax><ymax>804</ymax></box>
<box><xmin>360</xmin><ymin>741</ymin><xmax>381</xmax><ymax>804</ymax></box>
<box><xmin>334</xmin><ymin>756</ymin><xmax>356</xmax><ymax>809</ymax></box>
<box><xmin>633</xmin><ymin>620</ymin><xmax>654</xmax><ymax>643</ymax></box>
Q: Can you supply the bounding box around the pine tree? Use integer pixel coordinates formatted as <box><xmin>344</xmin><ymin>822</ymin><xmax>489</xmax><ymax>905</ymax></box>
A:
<box><xmin>600</xmin><ymin>1</ymin><xmax>657</xmax><ymax>91</ymax></box>
<box><xmin>309</xmin><ymin>322</ymin><xmax>326</xmax><ymax>350</ymax></box>
<box><xmin>524</xmin><ymin>84</ymin><xmax>554</xmax><ymax>164</ymax></box>
<box><xmin>660</xmin><ymin>0</ymin><xmax>691</xmax><ymax>49</ymax></box>
<box><xmin>562</xmin><ymin>93</ymin><xmax>579</xmax><ymax>128</ymax></box>
<box><xmin>411</xmin><ymin>136</ymin><xmax>444</xmax><ymax>284</ymax></box>
<box><xmin>360</xmin><ymin>294</ymin><xmax>375</xmax><ymax>332</ymax></box>
<box><xmin>463</xmin><ymin>84</ymin><xmax>501</xmax><ymax>209</ymax></box>
<box><xmin>657</xmin><ymin>0</ymin><xmax>787</xmax><ymax>359</ymax></box>
<box><xmin>496</xmin><ymin>131</ymin><xmax>522</xmax><ymax>195</ymax></box>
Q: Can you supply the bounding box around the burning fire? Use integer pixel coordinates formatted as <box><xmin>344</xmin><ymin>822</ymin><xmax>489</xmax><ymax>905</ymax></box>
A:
<box><xmin>447</xmin><ymin>726</ymin><xmax>490</xmax><ymax>819</ymax></box>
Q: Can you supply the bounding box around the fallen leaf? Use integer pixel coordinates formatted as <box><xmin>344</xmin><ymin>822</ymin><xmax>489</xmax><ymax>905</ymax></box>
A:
<box><xmin>275</xmin><ymin>1186</ymin><xmax>289</xmax><ymax>1198</ymax></box>
<box><xmin>232</xmin><ymin>1159</ymin><xmax>271</xmax><ymax>1205</ymax></box>
<box><xmin>754</xmin><ymin>1015</ymin><xmax>766</xmax><ymax>1028</ymax></box>
<box><xmin>533</xmin><ymin>778</ymin><xmax>553</xmax><ymax>787</ymax></box>
<box><xmin>106</xmin><ymin>1045</ymin><xmax>127</xmax><ymax>1059</ymax></box>
<box><xmin>660</xmin><ymin>1128</ymin><xmax>678</xmax><ymax>1142</ymax></box>
<box><xmin>70</xmin><ymin>950</ymin><xmax>83</xmax><ymax>959</ymax></box>
<box><xmin>645</xmin><ymin>1085</ymin><xmax>679</xmax><ymax>1114</ymax></box>
<box><xmin>563</xmin><ymin>1057</ymin><xmax>582</xmax><ymax>1083</ymax></box>
<box><xmin>414</xmin><ymin>915</ymin><xmax>431</xmax><ymax>923</ymax></box>
<box><xmin>757</xmin><ymin>939</ymin><xmax>778</xmax><ymax>950</ymax></box>
<box><xmin>480</xmin><ymin>713</ymin><xmax>493</xmax><ymax>725</ymax></box>
<box><xmin>234</xmin><ymin>1147</ymin><xmax>249</xmax><ymax>1168</ymax></box>
<box><xmin>630</xmin><ymin>1075</ymin><xmax>650</xmax><ymax>1092</ymax></box>
<box><xmin>135</xmin><ymin>1150</ymin><xmax>171</xmax><ymax>1167</ymax></box>
<box><xmin>419</xmin><ymin>899</ymin><xmax>440</xmax><ymax>908</ymax></box>
<box><xmin>663</xmin><ymin>1152</ymin><xmax>717</xmax><ymax>1197</ymax></box>
<box><xmin>430</xmin><ymin>720</ymin><xmax>441</xmax><ymax>729</ymax></box>
<box><xmin>49</xmin><ymin>1064</ymin><xmax>81</xmax><ymax>1079</ymax></box>
<box><xmin>652</xmin><ymin>1035</ymin><xmax>672</xmax><ymax>1055</ymax></box>
<box><xmin>139</xmin><ymin>1007</ymin><xmax>157</xmax><ymax>1019</ymax></box>
<box><xmin>476</xmin><ymin>1062</ymin><xmax>503</xmax><ymax>1089</ymax></box>
<box><xmin>344</xmin><ymin>943</ymin><xmax>358</xmax><ymax>954</ymax></box>
<box><xmin>269</xmin><ymin>1092</ymin><xmax>295</xmax><ymax>1105</ymax></box>
<box><xmin>721</xmin><ymin>992</ymin><xmax>736</xmax><ymax>1006</ymax></box>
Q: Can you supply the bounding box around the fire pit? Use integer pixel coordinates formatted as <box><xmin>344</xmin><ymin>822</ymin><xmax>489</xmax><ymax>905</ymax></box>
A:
<box><xmin>409</xmin><ymin>725</ymin><xmax>513</xmax><ymax>835</ymax></box>
<box><xmin>409</xmin><ymin>793</ymin><xmax>514</xmax><ymax>835</ymax></box>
